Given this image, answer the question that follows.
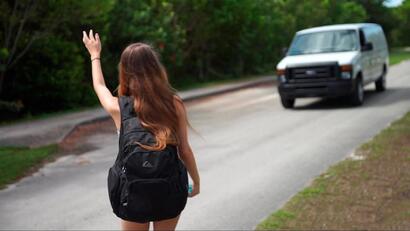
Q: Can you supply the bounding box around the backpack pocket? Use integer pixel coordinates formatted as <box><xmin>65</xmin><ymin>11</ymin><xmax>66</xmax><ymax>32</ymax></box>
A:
<box><xmin>124</xmin><ymin>177</ymin><xmax>187</xmax><ymax>222</ymax></box>
<box><xmin>107</xmin><ymin>166</ymin><xmax>124</xmax><ymax>215</ymax></box>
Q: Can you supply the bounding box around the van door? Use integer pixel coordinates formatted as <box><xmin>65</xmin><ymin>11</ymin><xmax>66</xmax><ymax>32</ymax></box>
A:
<box><xmin>363</xmin><ymin>27</ymin><xmax>379</xmax><ymax>81</ymax></box>
<box><xmin>359</xmin><ymin>29</ymin><xmax>373</xmax><ymax>84</ymax></box>
<box><xmin>373</xmin><ymin>27</ymin><xmax>387</xmax><ymax>79</ymax></box>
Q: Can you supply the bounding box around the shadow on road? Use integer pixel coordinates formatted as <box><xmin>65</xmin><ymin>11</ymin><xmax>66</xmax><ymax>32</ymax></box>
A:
<box><xmin>293</xmin><ymin>87</ymin><xmax>410</xmax><ymax>110</ymax></box>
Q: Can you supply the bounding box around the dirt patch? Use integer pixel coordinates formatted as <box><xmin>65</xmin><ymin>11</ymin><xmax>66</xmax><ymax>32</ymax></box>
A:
<box><xmin>257</xmin><ymin>112</ymin><xmax>410</xmax><ymax>230</ymax></box>
<box><xmin>58</xmin><ymin>118</ymin><xmax>116</xmax><ymax>155</ymax></box>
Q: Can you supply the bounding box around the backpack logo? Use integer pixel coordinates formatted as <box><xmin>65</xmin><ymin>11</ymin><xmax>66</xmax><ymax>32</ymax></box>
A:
<box><xmin>142</xmin><ymin>161</ymin><xmax>153</xmax><ymax>168</ymax></box>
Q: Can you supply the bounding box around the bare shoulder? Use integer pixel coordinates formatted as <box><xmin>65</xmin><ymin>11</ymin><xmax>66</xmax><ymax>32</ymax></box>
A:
<box><xmin>173</xmin><ymin>94</ymin><xmax>183</xmax><ymax>104</ymax></box>
<box><xmin>173</xmin><ymin>95</ymin><xmax>185</xmax><ymax>112</ymax></box>
<box><xmin>173</xmin><ymin>94</ymin><xmax>189</xmax><ymax>127</ymax></box>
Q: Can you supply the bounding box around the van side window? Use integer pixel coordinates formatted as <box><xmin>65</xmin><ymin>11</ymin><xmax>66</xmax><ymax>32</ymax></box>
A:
<box><xmin>359</xmin><ymin>29</ymin><xmax>366</xmax><ymax>46</ymax></box>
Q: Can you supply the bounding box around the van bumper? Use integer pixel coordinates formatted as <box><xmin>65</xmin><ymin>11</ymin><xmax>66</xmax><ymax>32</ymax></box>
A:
<box><xmin>278</xmin><ymin>80</ymin><xmax>354</xmax><ymax>98</ymax></box>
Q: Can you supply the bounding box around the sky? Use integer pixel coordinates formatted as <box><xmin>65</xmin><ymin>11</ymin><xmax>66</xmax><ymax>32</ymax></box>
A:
<box><xmin>384</xmin><ymin>0</ymin><xmax>404</xmax><ymax>7</ymax></box>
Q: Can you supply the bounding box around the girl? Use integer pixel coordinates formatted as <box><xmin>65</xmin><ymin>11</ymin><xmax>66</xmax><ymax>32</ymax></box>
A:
<box><xmin>82</xmin><ymin>29</ymin><xmax>200</xmax><ymax>231</ymax></box>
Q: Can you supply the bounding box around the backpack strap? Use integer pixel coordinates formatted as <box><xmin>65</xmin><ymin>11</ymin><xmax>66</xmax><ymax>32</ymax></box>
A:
<box><xmin>115</xmin><ymin>96</ymin><xmax>133</xmax><ymax>165</ymax></box>
<box><xmin>119</xmin><ymin>96</ymin><xmax>146</xmax><ymax>131</ymax></box>
<box><xmin>119</xmin><ymin>95</ymin><xmax>136</xmax><ymax>121</ymax></box>
<box><xmin>116</xmin><ymin>95</ymin><xmax>151</xmax><ymax>166</ymax></box>
<box><xmin>118</xmin><ymin>96</ymin><xmax>131</xmax><ymax>143</ymax></box>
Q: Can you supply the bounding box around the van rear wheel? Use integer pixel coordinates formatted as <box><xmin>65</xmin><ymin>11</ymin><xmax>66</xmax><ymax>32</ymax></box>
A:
<box><xmin>375</xmin><ymin>68</ymin><xmax>386</xmax><ymax>92</ymax></box>
<box><xmin>280</xmin><ymin>97</ymin><xmax>295</xmax><ymax>109</ymax></box>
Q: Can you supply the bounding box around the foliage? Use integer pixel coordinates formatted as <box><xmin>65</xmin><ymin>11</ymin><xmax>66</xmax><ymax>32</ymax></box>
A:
<box><xmin>105</xmin><ymin>0</ymin><xmax>184</xmax><ymax>90</ymax></box>
<box><xmin>391</xmin><ymin>0</ymin><xmax>410</xmax><ymax>46</ymax></box>
<box><xmin>170</xmin><ymin>0</ymin><xmax>294</xmax><ymax>83</ymax></box>
<box><xmin>0</xmin><ymin>0</ymin><xmax>113</xmax><ymax>118</ymax></box>
<box><xmin>8</xmin><ymin>37</ymin><xmax>90</xmax><ymax>113</ymax></box>
<box><xmin>352</xmin><ymin>0</ymin><xmax>398</xmax><ymax>44</ymax></box>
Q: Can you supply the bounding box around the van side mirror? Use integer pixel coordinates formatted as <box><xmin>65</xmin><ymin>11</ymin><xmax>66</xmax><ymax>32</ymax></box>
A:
<box><xmin>361</xmin><ymin>42</ymin><xmax>373</xmax><ymax>51</ymax></box>
<box><xmin>281</xmin><ymin>47</ymin><xmax>288</xmax><ymax>56</ymax></box>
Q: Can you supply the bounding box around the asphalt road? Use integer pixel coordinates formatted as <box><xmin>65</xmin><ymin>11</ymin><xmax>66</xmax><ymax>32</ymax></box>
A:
<box><xmin>1</xmin><ymin>61</ymin><xmax>409</xmax><ymax>230</ymax></box>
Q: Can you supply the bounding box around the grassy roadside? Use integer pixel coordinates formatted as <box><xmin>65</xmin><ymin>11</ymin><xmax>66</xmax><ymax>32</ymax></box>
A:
<box><xmin>389</xmin><ymin>47</ymin><xmax>410</xmax><ymax>65</ymax></box>
<box><xmin>0</xmin><ymin>145</ymin><xmax>58</xmax><ymax>189</ymax></box>
<box><xmin>257</xmin><ymin>112</ymin><xmax>410</xmax><ymax>230</ymax></box>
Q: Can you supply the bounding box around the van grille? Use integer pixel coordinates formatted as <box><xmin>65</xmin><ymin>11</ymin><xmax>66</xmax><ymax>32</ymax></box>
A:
<box><xmin>286</xmin><ymin>64</ymin><xmax>339</xmax><ymax>83</ymax></box>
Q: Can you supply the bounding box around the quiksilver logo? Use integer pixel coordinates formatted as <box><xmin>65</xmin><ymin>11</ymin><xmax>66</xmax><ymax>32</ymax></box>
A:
<box><xmin>142</xmin><ymin>161</ymin><xmax>153</xmax><ymax>168</ymax></box>
<box><xmin>306</xmin><ymin>70</ymin><xmax>316</xmax><ymax>75</ymax></box>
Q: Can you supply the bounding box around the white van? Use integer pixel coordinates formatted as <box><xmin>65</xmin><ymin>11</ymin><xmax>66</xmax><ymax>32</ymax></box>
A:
<box><xmin>276</xmin><ymin>23</ymin><xmax>389</xmax><ymax>108</ymax></box>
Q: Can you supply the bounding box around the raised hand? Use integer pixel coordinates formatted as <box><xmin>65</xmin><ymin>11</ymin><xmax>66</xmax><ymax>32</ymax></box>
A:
<box><xmin>82</xmin><ymin>29</ymin><xmax>101</xmax><ymax>59</ymax></box>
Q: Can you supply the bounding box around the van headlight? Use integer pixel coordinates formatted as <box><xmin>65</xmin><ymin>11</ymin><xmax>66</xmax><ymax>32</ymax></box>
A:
<box><xmin>276</xmin><ymin>69</ymin><xmax>286</xmax><ymax>83</ymax></box>
<box><xmin>278</xmin><ymin>75</ymin><xmax>286</xmax><ymax>82</ymax></box>
<box><xmin>341</xmin><ymin>72</ymin><xmax>351</xmax><ymax>79</ymax></box>
<box><xmin>340</xmin><ymin>65</ymin><xmax>352</xmax><ymax>79</ymax></box>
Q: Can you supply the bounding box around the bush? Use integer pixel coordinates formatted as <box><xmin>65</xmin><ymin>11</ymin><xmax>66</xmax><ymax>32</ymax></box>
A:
<box><xmin>3</xmin><ymin>37</ymin><xmax>96</xmax><ymax>114</ymax></box>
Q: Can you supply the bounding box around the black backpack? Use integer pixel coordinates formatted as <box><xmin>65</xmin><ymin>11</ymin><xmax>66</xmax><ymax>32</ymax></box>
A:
<box><xmin>107</xmin><ymin>96</ymin><xmax>189</xmax><ymax>223</ymax></box>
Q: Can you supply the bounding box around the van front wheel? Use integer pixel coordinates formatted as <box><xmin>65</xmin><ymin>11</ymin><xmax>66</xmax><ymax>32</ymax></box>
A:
<box><xmin>350</xmin><ymin>78</ymin><xmax>364</xmax><ymax>106</ymax></box>
<box><xmin>280</xmin><ymin>97</ymin><xmax>295</xmax><ymax>109</ymax></box>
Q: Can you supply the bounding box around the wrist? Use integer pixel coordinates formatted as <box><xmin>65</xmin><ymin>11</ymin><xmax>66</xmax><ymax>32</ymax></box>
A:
<box><xmin>90</xmin><ymin>53</ymin><xmax>101</xmax><ymax>60</ymax></box>
<box><xmin>91</xmin><ymin>56</ymin><xmax>100</xmax><ymax>62</ymax></box>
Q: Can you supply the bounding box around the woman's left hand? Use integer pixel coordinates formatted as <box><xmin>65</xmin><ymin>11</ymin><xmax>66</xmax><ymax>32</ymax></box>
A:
<box><xmin>188</xmin><ymin>183</ymin><xmax>200</xmax><ymax>198</ymax></box>
<box><xmin>82</xmin><ymin>29</ymin><xmax>101</xmax><ymax>59</ymax></box>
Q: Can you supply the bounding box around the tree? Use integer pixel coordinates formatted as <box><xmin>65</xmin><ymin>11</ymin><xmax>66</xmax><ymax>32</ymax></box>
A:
<box><xmin>105</xmin><ymin>0</ymin><xmax>184</xmax><ymax>89</ymax></box>
<box><xmin>352</xmin><ymin>0</ymin><xmax>397</xmax><ymax>43</ymax></box>
<box><xmin>326</xmin><ymin>0</ymin><xmax>367</xmax><ymax>23</ymax></box>
<box><xmin>391</xmin><ymin>0</ymin><xmax>410</xmax><ymax>46</ymax></box>
<box><xmin>0</xmin><ymin>0</ymin><xmax>113</xmax><ymax>116</ymax></box>
<box><xmin>0</xmin><ymin>0</ymin><xmax>41</xmax><ymax>96</ymax></box>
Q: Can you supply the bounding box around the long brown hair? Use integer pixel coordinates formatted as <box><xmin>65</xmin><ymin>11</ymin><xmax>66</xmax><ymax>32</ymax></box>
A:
<box><xmin>117</xmin><ymin>43</ymin><xmax>188</xmax><ymax>151</ymax></box>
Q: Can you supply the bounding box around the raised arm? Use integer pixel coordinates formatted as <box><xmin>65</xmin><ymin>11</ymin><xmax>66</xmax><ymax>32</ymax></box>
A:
<box><xmin>82</xmin><ymin>30</ymin><xmax>120</xmax><ymax>128</ymax></box>
<box><xmin>174</xmin><ymin>95</ymin><xmax>200</xmax><ymax>198</ymax></box>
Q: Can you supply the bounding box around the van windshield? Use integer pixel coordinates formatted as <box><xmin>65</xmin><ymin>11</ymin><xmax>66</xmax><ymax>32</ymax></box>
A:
<box><xmin>288</xmin><ymin>30</ymin><xmax>359</xmax><ymax>55</ymax></box>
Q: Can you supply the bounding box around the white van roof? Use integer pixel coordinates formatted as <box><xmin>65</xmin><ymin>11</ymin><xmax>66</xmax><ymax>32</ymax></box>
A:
<box><xmin>297</xmin><ymin>23</ymin><xmax>380</xmax><ymax>35</ymax></box>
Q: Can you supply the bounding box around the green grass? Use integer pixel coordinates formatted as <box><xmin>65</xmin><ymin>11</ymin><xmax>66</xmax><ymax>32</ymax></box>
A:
<box><xmin>389</xmin><ymin>47</ymin><xmax>410</xmax><ymax>65</ymax></box>
<box><xmin>258</xmin><ymin>210</ymin><xmax>296</xmax><ymax>230</ymax></box>
<box><xmin>359</xmin><ymin>110</ymin><xmax>410</xmax><ymax>160</ymax></box>
<box><xmin>0</xmin><ymin>144</ymin><xmax>58</xmax><ymax>189</ymax></box>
